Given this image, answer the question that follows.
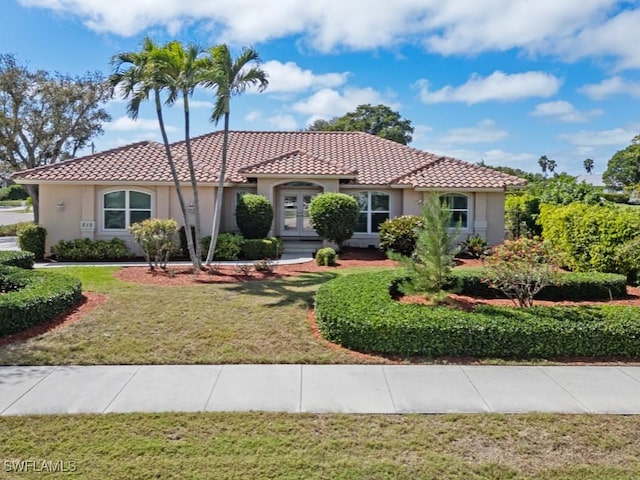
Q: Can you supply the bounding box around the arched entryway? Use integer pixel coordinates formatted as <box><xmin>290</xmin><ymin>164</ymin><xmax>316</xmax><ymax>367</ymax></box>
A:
<box><xmin>278</xmin><ymin>182</ymin><xmax>322</xmax><ymax>237</ymax></box>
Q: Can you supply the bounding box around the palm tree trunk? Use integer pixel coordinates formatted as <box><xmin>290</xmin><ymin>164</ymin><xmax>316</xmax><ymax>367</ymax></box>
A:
<box><xmin>182</xmin><ymin>91</ymin><xmax>203</xmax><ymax>264</ymax></box>
<box><xmin>205</xmin><ymin>110</ymin><xmax>229</xmax><ymax>265</ymax></box>
<box><xmin>154</xmin><ymin>89</ymin><xmax>200</xmax><ymax>272</ymax></box>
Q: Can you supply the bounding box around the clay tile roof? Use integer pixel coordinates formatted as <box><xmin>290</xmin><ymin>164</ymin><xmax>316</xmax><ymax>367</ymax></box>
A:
<box><xmin>12</xmin><ymin>130</ymin><xmax>527</xmax><ymax>189</ymax></box>
<box><xmin>395</xmin><ymin>156</ymin><xmax>527</xmax><ymax>189</ymax></box>
<box><xmin>238</xmin><ymin>149</ymin><xmax>357</xmax><ymax>176</ymax></box>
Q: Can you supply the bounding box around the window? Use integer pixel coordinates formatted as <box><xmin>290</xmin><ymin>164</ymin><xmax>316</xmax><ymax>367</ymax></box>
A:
<box><xmin>351</xmin><ymin>192</ymin><xmax>390</xmax><ymax>233</ymax></box>
<box><xmin>440</xmin><ymin>193</ymin><xmax>468</xmax><ymax>229</ymax></box>
<box><xmin>103</xmin><ymin>190</ymin><xmax>152</xmax><ymax>230</ymax></box>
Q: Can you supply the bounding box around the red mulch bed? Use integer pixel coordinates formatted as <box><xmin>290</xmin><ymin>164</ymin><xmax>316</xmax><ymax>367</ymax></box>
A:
<box><xmin>0</xmin><ymin>293</ymin><xmax>108</xmax><ymax>347</ymax></box>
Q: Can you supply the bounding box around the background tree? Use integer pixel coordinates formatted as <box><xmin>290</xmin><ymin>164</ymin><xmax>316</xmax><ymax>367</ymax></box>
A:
<box><xmin>201</xmin><ymin>45</ymin><xmax>268</xmax><ymax>265</ymax></box>
<box><xmin>547</xmin><ymin>158</ymin><xmax>557</xmax><ymax>176</ymax></box>
<box><xmin>603</xmin><ymin>142</ymin><xmax>640</xmax><ymax>189</ymax></box>
<box><xmin>538</xmin><ymin>155</ymin><xmax>550</xmax><ymax>177</ymax></box>
<box><xmin>0</xmin><ymin>54</ymin><xmax>111</xmax><ymax>221</ymax></box>
<box><xmin>584</xmin><ymin>158</ymin><xmax>595</xmax><ymax>174</ymax></box>
<box><xmin>307</xmin><ymin>104</ymin><xmax>414</xmax><ymax>145</ymax></box>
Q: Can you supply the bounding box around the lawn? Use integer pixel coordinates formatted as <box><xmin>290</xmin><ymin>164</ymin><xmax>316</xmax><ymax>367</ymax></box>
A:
<box><xmin>0</xmin><ymin>266</ymin><xmax>384</xmax><ymax>365</ymax></box>
<box><xmin>1</xmin><ymin>412</ymin><xmax>639</xmax><ymax>479</ymax></box>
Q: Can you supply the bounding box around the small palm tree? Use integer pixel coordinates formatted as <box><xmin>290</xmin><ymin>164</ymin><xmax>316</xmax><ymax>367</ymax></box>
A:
<box><xmin>584</xmin><ymin>158</ymin><xmax>594</xmax><ymax>175</ymax></box>
<box><xmin>109</xmin><ymin>37</ymin><xmax>201</xmax><ymax>271</ymax></box>
<box><xmin>200</xmin><ymin>45</ymin><xmax>268</xmax><ymax>265</ymax></box>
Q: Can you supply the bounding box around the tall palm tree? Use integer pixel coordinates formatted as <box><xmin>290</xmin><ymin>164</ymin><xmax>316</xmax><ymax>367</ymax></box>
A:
<box><xmin>584</xmin><ymin>158</ymin><xmax>595</xmax><ymax>175</ymax></box>
<box><xmin>200</xmin><ymin>45</ymin><xmax>268</xmax><ymax>265</ymax></box>
<box><xmin>151</xmin><ymin>40</ymin><xmax>206</xmax><ymax>265</ymax></box>
<box><xmin>109</xmin><ymin>37</ymin><xmax>201</xmax><ymax>271</ymax></box>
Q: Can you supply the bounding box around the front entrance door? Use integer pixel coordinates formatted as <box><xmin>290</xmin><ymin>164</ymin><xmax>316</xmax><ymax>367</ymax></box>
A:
<box><xmin>281</xmin><ymin>190</ymin><xmax>319</xmax><ymax>236</ymax></box>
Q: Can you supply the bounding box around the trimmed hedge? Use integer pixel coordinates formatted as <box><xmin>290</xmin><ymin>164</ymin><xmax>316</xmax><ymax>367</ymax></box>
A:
<box><xmin>0</xmin><ymin>266</ymin><xmax>83</xmax><ymax>336</ymax></box>
<box><xmin>315</xmin><ymin>270</ymin><xmax>640</xmax><ymax>358</ymax></box>
<box><xmin>54</xmin><ymin>238</ymin><xmax>133</xmax><ymax>262</ymax></box>
<box><xmin>241</xmin><ymin>237</ymin><xmax>284</xmax><ymax>260</ymax></box>
<box><xmin>448</xmin><ymin>268</ymin><xmax>627</xmax><ymax>301</ymax></box>
<box><xmin>17</xmin><ymin>224</ymin><xmax>46</xmax><ymax>260</ymax></box>
<box><xmin>0</xmin><ymin>251</ymin><xmax>35</xmax><ymax>269</ymax></box>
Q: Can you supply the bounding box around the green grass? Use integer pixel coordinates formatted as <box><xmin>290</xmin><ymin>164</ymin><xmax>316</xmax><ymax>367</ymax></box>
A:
<box><xmin>1</xmin><ymin>412</ymin><xmax>639</xmax><ymax>479</ymax></box>
<box><xmin>0</xmin><ymin>267</ymin><xmax>380</xmax><ymax>365</ymax></box>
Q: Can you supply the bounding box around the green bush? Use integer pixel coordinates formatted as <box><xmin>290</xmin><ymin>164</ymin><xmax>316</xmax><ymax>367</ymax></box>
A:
<box><xmin>0</xmin><ymin>221</ymin><xmax>34</xmax><ymax>237</ymax></box>
<box><xmin>241</xmin><ymin>237</ymin><xmax>283</xmax><ymax>260</ymax></box>
<box><xmin>17</xmin><ymin>224</ymin><xmax>46</xmax><ymax>260</ymax></box>
<box><xmin>378</xmin><ymin>215</ymin><xmax>426</xmax><ymax>256</ymax></box>
<box><xmin>309</xmin><ymin>193</ymin><xmax>360</xmax><ymax>249</ymax></box>
<box><xmin>235</xmin><ymin>194</ymin><xmax>274</xmax><ymax>239</ymax></box>
<box><xmin>448</xmin><ymin>268</ymin><xmax>627</xmax><ymax>301</ymax></box>
<box><xmin>458</xmin><ymin>234</ymin><xmax>491</xmax><ymax>259</ymax></box>
<box><xmin>505</xmin><ymin>193</ymin><xmax>541</xmax><ymax>238</ymax></box>
<box><xmin>201</xmin><ymin>233</ymin><xmax>245</xmax><ymax>261</ymax></box>
<box><xmin>130</xmin><ymin>218</ymin><xmax>179</xmax><ymax>269</ymax></box>
<box><xmin>614</xmin><ymin>237</ymin><xmax>640</xmax><ymax>284</ymax></box>
<box><xmin>0</xmin><ymin>184</ymin><xmax>28</xmax><ymax>201</ymax></box>
<box><xmin>54</xmin><ymin>238</ymin><xmax>132</xmax><ymax>262</ymax></box>
<box><xmin>0</xmin><ymin>251</ymin><xmax>35</xmax><ymax>269</ymax></box>
<box><xmin>538</xmin><ymin>202</ymin><xmax>640</xmax><ymax>273</ymax></box>
<box><xmin>315</xmin><ymin>247</ymin><xmax>337</xmax><ymax>266</ymax></box>
<box><xmin>315</xmin><ymin>270</ymin><xmax>640</xmax><ymax>358</ymax></box>
<box><xmin>0</xmin><ymin>266</ymin><xmax>82</xmax><ymax>336</ymax></box>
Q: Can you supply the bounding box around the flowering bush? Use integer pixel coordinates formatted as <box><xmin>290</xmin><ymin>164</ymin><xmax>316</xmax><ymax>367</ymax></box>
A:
<box><xmin>482</xmin><ymin>237</ymin><xmax>558</xmax><ymax>308</ymax></box>
<box><xmin>129</xmin><ymin>218</ymin><xmax>179</xmax><ymax>270</ymax></box>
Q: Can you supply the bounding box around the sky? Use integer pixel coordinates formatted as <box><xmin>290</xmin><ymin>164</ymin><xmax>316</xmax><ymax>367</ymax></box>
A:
<box><xmin>2</xmin><ymin>0</ymin><xmax>640</xmax><ymax>176</ymax></box>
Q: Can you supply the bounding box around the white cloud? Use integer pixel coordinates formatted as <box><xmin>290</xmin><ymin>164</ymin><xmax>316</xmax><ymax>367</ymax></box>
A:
<box><xmin>416</xmin><ymin>71</ymin><xmax>561</xmax><ymax>104</ymax></box>
<box><xmin>557</xmin><ymin>125</ymin><xmax>640</xmax><ymax>146</ymax></box>
<box><xmin>19</xmin><ymin>1</ymin><xmax>640</xmax><ymax>69</ymax></box>
<box><xmin>292</xmin><ymin>87</ymin><xmax>395</xmax><ymax>121</ymax></box>
<box><xmin>244</xmin><ymin>110</ymin><xmax>262</xmax><ymax>122</ymax></box>
<box><xmin>438</xmin><ymin>120</ymin><xmax>508</xmax><ymax>145</ymax></box>
<box><xmin>530</xmin><ymin>101</ymin><xmax>603</xmax><ymax>122</ymax></box>
<box><xmin>106</xmin><ymin>116</ymin><xmax>177</xmax><ymax>133</ymax></box>
<box><xmin>261</xmin><ymin>60</ymin><xmax>348</xmax><ymax>94</ymax></box>
<box><xmin>579</xmin><ymin>76</ymin><xmax>640</xmax><ymax>100</ymax></box>
<box><xmin>267</xmin><ymin>114</ymin><xmax>298</xmax><ymax>130</ymax></box>
<box><xmin>189</xmin><ymin>100</ymin><xmax>215</xmax><ymax>109</ymax></box>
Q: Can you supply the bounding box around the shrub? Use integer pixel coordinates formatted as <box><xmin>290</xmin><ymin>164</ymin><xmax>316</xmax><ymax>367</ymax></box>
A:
<box><xmin>0</xmin><ymin>266</ymin><xmax>82</xmax><ymax>336</ymax></box>
<box><xmin>17</xmin><ymin>223</ymin><xmax>46</xmax><ymax>260</ymax></box>
<box><xmin>241</xmin><ymin>237</ymin><xmax>283</xmax><ymax>260</ymax></box>
<box><xmin>378</xmin><ymin>215</ymin><xmax>425</xmax><ymax>256</ymax></box>
<box><xmin>0</xmin><ymin>251</ymin><xmax>35</xmax><ymax>269</ymax></box>
<box><xmin>458</xmin><ymin>234</ymin><xmax>490</xmax><ymax>259</ymax></box>
<box><xmin>129</xmin><ymin>218</ymin><xmax>179</xmax><ymax>270</ymax></box>
<box><xmin>482</xmin><ymin>238</ymin><xmax>559</xmax><ymax>308</ymax></box>
<box><xmin>254</xmin><ymin>258</ymin><xmax>274</xmax><ymax>273</ymax></box>
<box><xmin>448</xmin><ymin>268</ymin><xmax>627</xmax><ymax>301</ymax></box>
<box><xmin>538</xmin><ymin>202</ymin><xmax>640</xmax><ymax>273</ymax></box>
<box><xmin>235</xmin><ymin>194</ymin><xmax>274</xmax><ymax>239</ymax></box>
<box><xmin>389</xmin><ymin>193</ymin><xmax>458</xmax><ymax>298</ymax></box>
<box><xmin>177</xmin><ymin>225</ymin><xmax>196</xmax><ymax>258</ymax></box>
<box><xmin>0</xmin><ymin>221</ymin><xmax>33</xmax><ymax>237</ymax></box>
<box><xmin>614</xmin><ymin>237</ymin><xmax>640</xmax><ymax>284</ymax></box>
<box><xmin>505</xmin><ymin>193</ymin><xmax>541</xmax><ymax>238</ymax></box>
<box><xmin>54</xmin><ymin>238</ymin><xmax>132</xmax><ymax>262</ymax></box>
<box><xmin>315</xmin><ymin>247</ymin><xmax>337</xmax><ymax>266</ymax></box>
<box><xmin>0</xmin><ymin>184</ymin><xmax>28</xmax><ymax>201</ymax></box>
<box><xmin>308</xmin><ymin>193</ymin><xmax>359</xmax><ymax>249</ymax></box>
<box><xmin>201</xmin><ymin>233</ymin><xmax>245</xmax><ymax>261</ymax></box>
<box><xmin>315</xmin><ymin>270</ymin><xmax>640</xmax><ymax>359</ymax></box>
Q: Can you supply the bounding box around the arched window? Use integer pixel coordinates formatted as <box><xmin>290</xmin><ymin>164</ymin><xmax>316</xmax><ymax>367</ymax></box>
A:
<box><xmin>351</xmin><ymin>191</ymin><xmax>390</xmax><ymax>233</ymax></box>
<box><xmin>440</xmin><ymin>193</ymin><xmax>468</xmax><ymax>229</ymax></box>
<box><xmin>103</xmin><ymin>189</ymin><xmax>152</xmax><ymax>230</ymax></box>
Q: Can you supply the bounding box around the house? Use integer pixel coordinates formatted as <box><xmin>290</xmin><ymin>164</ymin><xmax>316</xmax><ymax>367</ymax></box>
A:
<box><xmin>12</xmin><ymin>130</ymin><xmax>525</xmax><ymax>255</ymax></box>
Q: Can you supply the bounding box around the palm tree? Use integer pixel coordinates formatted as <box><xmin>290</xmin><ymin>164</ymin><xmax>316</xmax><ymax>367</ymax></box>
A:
<box><xmin>150</xmin><ymin>40</ymin><xmax>207</xmax><ymax>266</ymax></box>
<box><xmin>584</xmin><ymin>158</ymin><xmax>595</xmax><ymax>174</ymax></box>
<box><xmin>109</xmin><ymin>37</ymin><xmax>201</xmax><ymax>271</ymax></box>
<box><xmin>538</xmin><ymin>155</ymin><xmax>549</xmax><ymax>177</ymax></box>
<box><xmin>200</xmin><ymin>45</ymin><xmax>268</xmax><ymax>265</ymax></box>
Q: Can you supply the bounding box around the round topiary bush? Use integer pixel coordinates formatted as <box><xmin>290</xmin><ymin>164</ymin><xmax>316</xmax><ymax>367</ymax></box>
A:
<box><xmin>236</xmin><ymin>194</ymin><xmax>274</xmax><ymax>239</ymax></box>
<box><xmin>309</xmin><ymin>193</ymin><xmax>359</xmax><ymax>249</ymax></box>
<box><xmin>17</xmin><ymin>223</ymin><xmax>47</xmax><ymax>260</ymax></box>
<box><xmin>378</xmin><ymin>215</ymin><xmax>426</xmax><ymax>256</ymax></box>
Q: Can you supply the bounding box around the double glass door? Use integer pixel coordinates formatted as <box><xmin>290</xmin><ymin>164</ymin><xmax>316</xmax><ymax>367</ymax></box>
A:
<box><xmin>281</xmin><ymin>190</ymin><xmax>318</xmax><ymax>236</ymax></box>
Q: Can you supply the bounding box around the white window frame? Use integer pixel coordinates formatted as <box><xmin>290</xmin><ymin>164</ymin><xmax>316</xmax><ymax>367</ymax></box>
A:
<box><xmin>100</xmin><ymin>188</ymin><xmax>154</xmax><ymax>233</ymax></box>
<box><xmin>439</xmin><ymin>193</ymin><xmax>470</xmax><ymax>230</ymax></box>
<box><xmin>351</xmin><ymin>191</ymin><xmax>391</xmax><ymax>234</ymax></box>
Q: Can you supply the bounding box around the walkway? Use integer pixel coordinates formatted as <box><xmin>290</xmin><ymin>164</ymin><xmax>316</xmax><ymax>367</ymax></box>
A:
<box><xmin>2</xmin><ymin>364</ymin><xmax>640</xmax><ymax>416</ymax></box>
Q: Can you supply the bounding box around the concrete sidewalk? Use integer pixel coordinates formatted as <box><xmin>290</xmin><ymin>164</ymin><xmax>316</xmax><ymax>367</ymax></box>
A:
<box><xmin>2</xmin><ymin>364</ymin><xmax>640</xmax><ymax>416</ymax></box>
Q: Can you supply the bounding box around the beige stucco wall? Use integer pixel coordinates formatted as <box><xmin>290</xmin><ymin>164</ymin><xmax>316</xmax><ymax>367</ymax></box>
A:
<box><xmin>36</xmin><ymin>182</ymin><xmax>507</xmax><ymax>257</ymax></box>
